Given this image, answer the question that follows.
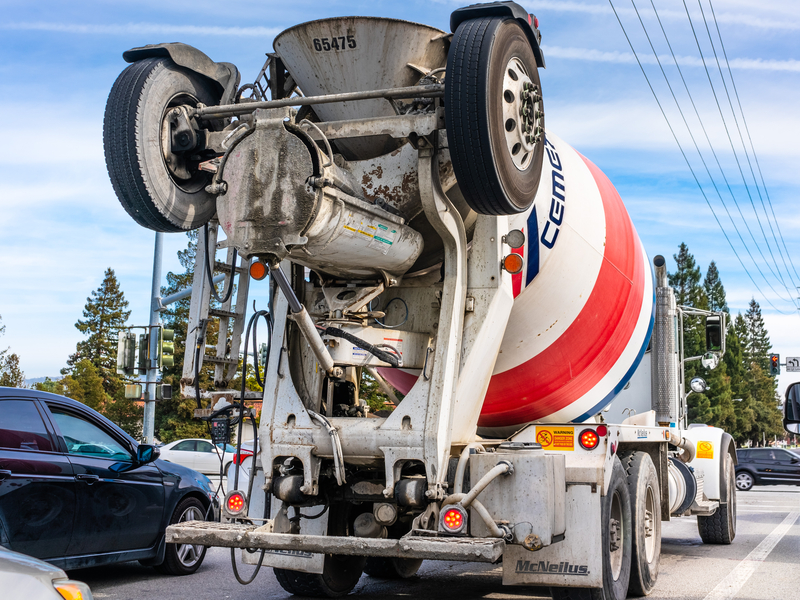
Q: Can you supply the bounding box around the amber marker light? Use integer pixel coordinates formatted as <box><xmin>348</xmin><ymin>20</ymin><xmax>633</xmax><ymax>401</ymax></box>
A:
<box><xmin>250</xmin><ymin>260</ymin><xmax>268</xmax><ymax>280</ymax></box>
<box><xmin>502</xmin><ymin>253</ymin><xmax>524</xmax><ymax>274</ymax></box>
<box><xmin>579</xmin><ymin>428</ymin><xmax>600</xmax><ymax>450</ymax></box>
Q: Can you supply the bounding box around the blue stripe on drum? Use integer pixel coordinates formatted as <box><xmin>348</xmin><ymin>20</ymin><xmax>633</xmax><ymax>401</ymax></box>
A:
<box><xmin>571</xmin><ymin>285</ymin><xmax>656</xmax><ymax>423</ymax></box>
<box><xmin>526</xmin><ymin>204</ymin><xmax>539</xmax><ymax>286</ymax></box>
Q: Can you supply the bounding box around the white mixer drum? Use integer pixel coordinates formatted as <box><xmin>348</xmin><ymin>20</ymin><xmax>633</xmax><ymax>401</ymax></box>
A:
<box><xmin>381</xmin><ymin>132</ymin><xmax>654</xmax><ymax>428</ymax></box>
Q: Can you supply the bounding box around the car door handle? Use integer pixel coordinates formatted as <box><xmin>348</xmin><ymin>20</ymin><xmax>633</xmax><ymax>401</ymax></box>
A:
<box><xmin>76</xmin><ymin>474</ymin><xmax>100</xmax><ymax>484</ymax></box>
<box><xmin>0</xmin><ymin>470</ymin><xmax>11</xmax><ymax>479</ymax></box>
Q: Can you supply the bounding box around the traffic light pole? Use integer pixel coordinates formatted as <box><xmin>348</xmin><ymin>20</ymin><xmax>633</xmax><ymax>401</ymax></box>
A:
<box><xmin>143</xmin><ymin>232</ymin><xmax>163</xmax><ymax>445</ymax></box>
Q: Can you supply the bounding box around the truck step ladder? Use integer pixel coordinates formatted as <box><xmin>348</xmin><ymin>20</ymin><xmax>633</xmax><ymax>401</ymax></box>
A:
<box><xmin>182</xmin><ymin>221</ymin><xmax>252</xmax><ymax>401</ymax></box>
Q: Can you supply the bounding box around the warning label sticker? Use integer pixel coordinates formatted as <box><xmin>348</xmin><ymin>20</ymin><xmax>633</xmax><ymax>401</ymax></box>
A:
<box><xmin>696</xmin><ymin>441</ymin><xmax>714</xmax><ymax>459</ymax></box>
<box><xmin>368</xmin><ymin>223</ymin><xmax>397</xmax><ymax>255</ymax></box>
<box><xmin>536</xmin><ymin>427</ymin><xmax>575</xmax><ymax>451</ymax></box>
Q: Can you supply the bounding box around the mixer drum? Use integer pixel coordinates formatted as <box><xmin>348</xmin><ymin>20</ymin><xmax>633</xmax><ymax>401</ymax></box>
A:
<box><xmin>381</xmin><ymin>132</ymin><xmax>654</xmax><ymax>428</ymax></box>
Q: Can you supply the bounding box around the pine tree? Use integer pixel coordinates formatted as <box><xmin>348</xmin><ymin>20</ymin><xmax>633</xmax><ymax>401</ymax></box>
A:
<box><xmin>703</xmin><ymin>261</ymin><xmax>728</xmax><ymax>313</ymax></box>
<box><xmin>66</xmin><ymin>268</ymin><xmax>131</xmax><ymax>397</ymax></box>
<box><xmin>744</xmin><ymin>298</ymin><xmax>772</xmax><ymax>374</ymax></box>
<box><xmin>668</xmin><ymin>243</ymin><xmax>707</xmax><ymax>309</ymax></box>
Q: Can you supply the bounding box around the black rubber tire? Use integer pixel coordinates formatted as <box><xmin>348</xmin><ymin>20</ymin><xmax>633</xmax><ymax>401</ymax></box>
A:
<box><xmin>698</xmin><ymin>453</ymin><xmax>737</xmax><ymax>544</ymax></box>
<box><xmin>274</xmin><ymin>554</ymin><xmax>365</xmax><ymax>598</ymax></box>
<box><xmin>550</xmin><ymin>456</ymin><xmax>632</xmax><ymax>600</ymax></box>
<box><xmin>621</xmin><ymin>452</ymin><xmax>661</xmax><ymax>596</ymax></box>
<box><xmin>735</xmin><ymin>469</ymin><xmax>754</xmax><ymax>491</ymax></box>
<box><xmin>104</xmin><ymin>57</ymin><xmax>220</xmax><ymax>232</ymax></box>
<box><xmin>446</xmin><ymin>16</ymin><xmax>545</xmax><ymax>216</ymax></box>
<box><xmin>364</xmin><ymin>556</ymin><xmax>423</xmax><ymax>579</ymax></box>
<box><xmin>153</xmin><ymin>497</ymin><xmax>208</xmax><ymax>575</ymax></box>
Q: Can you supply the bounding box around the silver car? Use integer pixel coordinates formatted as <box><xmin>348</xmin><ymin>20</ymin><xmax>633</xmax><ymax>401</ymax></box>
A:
<box><xmin>0</xmin><ymin>546</ymin><xmax>93</xmax><ymax>599</ymax></box>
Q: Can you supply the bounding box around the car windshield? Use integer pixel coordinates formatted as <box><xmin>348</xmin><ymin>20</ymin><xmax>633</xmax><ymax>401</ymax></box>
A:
<box><xmin>216</xmin><ymin>443</ymin><xmax>238</xmax><ymax>453</ymax></box>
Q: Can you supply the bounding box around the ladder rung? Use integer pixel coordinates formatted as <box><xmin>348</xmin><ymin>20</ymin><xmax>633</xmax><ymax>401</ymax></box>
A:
<box><xmin>203</xmin><ymin>356</ymin><xmax>238</xmax><ymax>365</ymax></box>
<box><xmin>209</xmin><ymin>308</ymin><xmax>239</xmax><ymax>319</ymax></box>
<box><xmin>213</xmin><ymin>260</ymin><xmax>246</xmax><ymax>275</ymax></box>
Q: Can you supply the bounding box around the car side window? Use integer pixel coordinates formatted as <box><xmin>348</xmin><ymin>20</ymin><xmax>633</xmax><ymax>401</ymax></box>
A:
<box><xmin>49</xmin><ymin>408</ymin><xmax>131</xmax><ymax>460</ymax></box>
<box><xmin>775</xmin><ymin>449</ymin><xmax>797</xmax><ymax>462</ymax></box>
<box><xmin>0</xmin><ymin>399</ymin><xmax>54</xmax><ymax>452</ymax></box>
<box><xmin>737</xmin><ymin>450</ymin><xmax>750</xmax><ymax>460</ymax></box>
<box><xmin>173</xmin><ymin>440</ymin><xmax>196</xmax><ymax>452</ymax></box>
<box><xmin>197</xmin><ymin>441</ymin><xmax>215</xmax><ymax>453</ymax></box>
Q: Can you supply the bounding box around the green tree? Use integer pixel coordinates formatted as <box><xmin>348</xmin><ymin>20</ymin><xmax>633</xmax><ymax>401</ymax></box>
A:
<box><xmin>62</xmin><ymin>359</ymin><xmax>108</xmax><ymax>412</ymax></box>
<box><xmin>66</xmin><ymin>268</ymin><xmax>131</xmax><ymax>397</ymax></box>
<box><xmin>0</xmin><ymin>352</ymin><xmax>25</xmax><ymax>388</ymax></box>
<box><xmin>744</xmin><ymin>298</ymin><xmax>771</xmax><ymax>373</ymax></box>
<box><xmin>33</xmin><ymin>377</ymin><xmax>65</xmax><ymax>395</ymax></box>
<box><xmin>703</xmin><ymin>261</ymin><xmax>728</xmax><ymax>313</ymax></box>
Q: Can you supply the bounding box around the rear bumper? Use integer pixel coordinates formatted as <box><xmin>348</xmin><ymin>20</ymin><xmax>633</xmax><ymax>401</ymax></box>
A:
<box><xmin>167</xmin><ymin>521</ymin><xmax>505</xmax><ymax>562</ymax></box>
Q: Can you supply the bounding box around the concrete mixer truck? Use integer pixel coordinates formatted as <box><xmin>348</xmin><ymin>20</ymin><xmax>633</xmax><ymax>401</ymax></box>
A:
<box><xmin>103</xmin><ymin>3</ymin><xmax>737</xmax><ymax>598</ymax></box>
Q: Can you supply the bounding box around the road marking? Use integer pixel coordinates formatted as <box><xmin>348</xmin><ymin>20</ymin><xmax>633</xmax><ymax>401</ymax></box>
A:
<box><xmin>702</xmin><ymin>511</ymin><xmax>800</xmax><ymax>600</ymax></box>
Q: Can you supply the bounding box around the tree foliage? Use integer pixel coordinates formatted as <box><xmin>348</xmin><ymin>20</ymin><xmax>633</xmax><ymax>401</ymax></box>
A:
<box><xmin>0</xmin><ymin>315</ymin><xmax>25</xmax><ymax>388</ymax></box>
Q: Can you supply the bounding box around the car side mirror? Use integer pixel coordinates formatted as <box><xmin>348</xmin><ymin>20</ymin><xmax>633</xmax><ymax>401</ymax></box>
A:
<box><xmin>784</xmin><ymin>382</ymin><xmax>800</xmax><ymax>434</ymax></box>
<box><xmin>136</xmin><ymin>444</ymin><xmax>160</xmax><ymax>464</ymax></box>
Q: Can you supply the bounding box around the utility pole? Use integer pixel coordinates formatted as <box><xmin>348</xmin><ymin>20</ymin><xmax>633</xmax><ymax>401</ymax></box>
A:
<box><xmin>143</xmin><ymin>231</ymin><xmax>163</xmax><ymax>445</ymax></box>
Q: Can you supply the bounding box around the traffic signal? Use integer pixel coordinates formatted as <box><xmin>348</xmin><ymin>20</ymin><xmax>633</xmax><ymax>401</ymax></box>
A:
<box><xmin>770</xmin><ymin>354</ymin><xmax>780</xmax><ymax>376</ymax></box>
<box><xmin>158</xmin><ymin>328</ymin><xmax>175</xmax><ymax>369</ymax></box>
<box><xmin>116</xmin><ymin>331</ymin><xmax>137</xmax><ymax>376</ymax></box>
<box><xmin>137</xmin><ymin>333</ymin><xmax>150</xmax><ymax>375</ymax></box>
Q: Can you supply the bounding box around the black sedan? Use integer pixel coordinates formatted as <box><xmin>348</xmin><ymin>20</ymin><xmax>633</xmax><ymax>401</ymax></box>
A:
<box><xmin>734</xmin><ymin>447</ymin><xmax>800</xmax><ymax>491</ymax></box>
<box><xmin>0</xmin><ymin>387</ymin><xmax>218</xmax><ymax>574</ymax></box>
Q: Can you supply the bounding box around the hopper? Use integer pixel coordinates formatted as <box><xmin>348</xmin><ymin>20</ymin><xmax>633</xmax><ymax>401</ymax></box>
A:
<box><xmin>274</xmin><ymin>17</ymin><xmax>447</xmax><ymax>159</ymax></box>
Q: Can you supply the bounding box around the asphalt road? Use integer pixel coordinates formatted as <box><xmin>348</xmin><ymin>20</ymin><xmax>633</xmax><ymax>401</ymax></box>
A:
<box><xmin>73</xmin><ymin>485</ymin><xmax>800</xmax><ymax>600</ymax></box>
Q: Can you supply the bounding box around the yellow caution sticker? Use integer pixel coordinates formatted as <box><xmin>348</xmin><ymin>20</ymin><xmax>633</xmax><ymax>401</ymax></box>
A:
<box><xmin>696</xmin><ymin>441</ymin><xmax>714</xmax><ymax>459</ymax></box>
<box><xmin>536</xmin><ymin>426</ymin><xmax>575</xmax><ymax>451</ymax></box>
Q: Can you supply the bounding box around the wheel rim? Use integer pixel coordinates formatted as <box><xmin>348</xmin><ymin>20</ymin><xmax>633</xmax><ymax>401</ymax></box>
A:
<box><xmin>501</xmin><ymin>57</ymin><xmax>543</xmax><ymax>171</ymax></box>
<box><xmin>643</xmin><ymin>484</ymin><xmax>657</xmax><ymax>562</ymax></box>
<box><xmin>609</xmin><ymin>489</ymin><xmax>624</xmax><ymax>580</ymax></box>
<box><xmin>175</xmin><ymin>505</ymin><xmax>205</xmax><ymax>568</ymax></box>
<box><xmin>736</xmin><ymin>472</ymin><xmax>752</xmax><ymax>490</ymax></box>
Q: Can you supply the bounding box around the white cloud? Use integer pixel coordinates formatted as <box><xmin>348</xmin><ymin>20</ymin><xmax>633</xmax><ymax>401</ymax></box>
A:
<box><xmin>0</xmin><ymin>22</ymin><xmax>281</xmax><ymax>36</ymax></box>
<box><xmin>545</xmin><ymin>45</ymin><xmax>800</xmax><ymax>72</ymax></box>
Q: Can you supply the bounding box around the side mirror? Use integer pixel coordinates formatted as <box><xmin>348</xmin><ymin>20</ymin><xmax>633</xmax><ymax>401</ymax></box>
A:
<box><xmin>690</xmin><ymin>377</ymin><xmax>709</xmax><ymax>394</ymax></box>
<box><xmin>701</xmin><ymin>352</ymin><xmax>719</xmax><ymax>370</ymax></box>
<box><xmin>785</xmin><ymin>382</ymin><xmax>800</xmax><ymax>434</ymax></box>
<box><xmin>136</xmin><ymin>444</ymin><xmax>160</xmax><ymax>464</ymax></box>
<box><xmin>705</xmin><ymin>314</ymin><xmax>726</xmax><ymax>354</ymax></box>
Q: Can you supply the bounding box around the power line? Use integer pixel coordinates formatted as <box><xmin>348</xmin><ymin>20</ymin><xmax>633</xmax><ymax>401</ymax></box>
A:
<box><xmin>693</xmin><ymin>0</ymin><xmax>795</xmax><ymax>295</ymax></box>
<box><xmin>680</xmin><ymin>0</ymin><xmax>795</xmax><ymax>302</ymax></box>
<box><xmin>707</xmin><ymin>0</ymin><xmax>800</xmax><ymax>285</ymax></box>
<box><xmin>628</xmin><ymin>0</ymin><xmax>797</xmax><ymax>308</ymax></box>
<box><xmin>606</xmin><ymin>0</ymin><xmax>796</xmax><ymax>315</ymax></box>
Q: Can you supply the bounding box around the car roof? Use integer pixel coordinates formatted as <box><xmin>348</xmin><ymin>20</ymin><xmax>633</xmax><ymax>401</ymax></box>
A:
<box><xmin>0</xmin><ymin>386</ymin><xmax>137</xmax><ymax>445</ymax></box>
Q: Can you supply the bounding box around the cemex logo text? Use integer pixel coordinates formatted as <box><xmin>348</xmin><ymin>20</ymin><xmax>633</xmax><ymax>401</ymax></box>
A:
<box><xmin>516</xmin><ymin>560</ymin><xmax>589</xmax><ymax>575</ymax></box>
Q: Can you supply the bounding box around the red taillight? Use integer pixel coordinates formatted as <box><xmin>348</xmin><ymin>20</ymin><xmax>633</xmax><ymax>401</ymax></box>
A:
<box><xmin>579</xmin><ymin>429</ymin><xmax>600</xmax><ymax>450</ymax></box>
<box><xmin>440</xmin><ymin>506</ymin><xmax>467</xmax><ymax>535</ymax></box>
<box><xmin>233</xmin><ymin>451</ymin><xmax>253</xmax><ymax>465</ymax></box>
<box><xmin>225</xmin><ymin>490</ymin><xmax>247</xmax><ymax>516</ymax></box>
<box><xmin>596</xmin><ymin>424</ymin><xmax>608</xmax><ymax>437</ymax></box>
<box><xmin>534</xmin><ymin>16</ymin><xmax>539</xmax><ymax>28</ymax></box>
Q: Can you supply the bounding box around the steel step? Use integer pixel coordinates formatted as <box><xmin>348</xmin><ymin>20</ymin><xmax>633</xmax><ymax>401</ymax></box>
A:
<box><xmin>167</xmin><ymin>521</ymin><xmax>505</xmax><ymax>562</ymax></box>
<box><xmin>209</xmin><ymin>308</ymin><xmax>239</xmax><ymax>319</ymax></box>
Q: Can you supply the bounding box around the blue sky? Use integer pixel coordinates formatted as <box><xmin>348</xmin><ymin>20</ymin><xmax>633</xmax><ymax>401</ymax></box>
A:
<box><xmin>1</xmin><ymin>0</ymin><xmax>799</xmax><ymax>395</ymax></box>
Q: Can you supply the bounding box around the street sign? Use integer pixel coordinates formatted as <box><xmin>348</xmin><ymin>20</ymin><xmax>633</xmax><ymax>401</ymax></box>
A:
<box><xmin>787</xmin><ymin>357</ymin><xmax>800</xmax><ymax>372</ymax></box>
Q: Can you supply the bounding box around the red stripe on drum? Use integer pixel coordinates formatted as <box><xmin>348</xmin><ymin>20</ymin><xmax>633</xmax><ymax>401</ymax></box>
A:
<box><xmin>477</xmin><ymin>153</ymin><xmax>645</xmax><ymax>427</ymax></box>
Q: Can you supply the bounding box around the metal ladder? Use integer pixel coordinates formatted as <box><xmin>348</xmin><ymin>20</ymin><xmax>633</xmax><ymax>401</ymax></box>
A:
<box><xmin>182</xmin><ymin>221</ymin><xmax>251</xmax><ymax>401</ymax></box>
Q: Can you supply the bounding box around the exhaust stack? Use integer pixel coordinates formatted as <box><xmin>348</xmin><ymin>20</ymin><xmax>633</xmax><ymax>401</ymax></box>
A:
<box><xmin>651</xmin><ymin>255</ymin><xmax>679</xmax><ymax>426</ymax></box>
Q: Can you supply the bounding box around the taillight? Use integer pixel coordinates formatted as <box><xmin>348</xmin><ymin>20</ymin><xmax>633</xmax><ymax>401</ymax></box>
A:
<box><xmin>439</xmin><ymin>505</ymin><xmax>467</xmax><ymax>535</ymax></box>
<box><xmin>233</xmin><ymin>451</ymin><xmax>253</xmax><ymax>465</ymax></box>
<box><xmin>224</xmin><ymin>490</ymin><xmax>247</xmax><ymax>517</ymax></box>
<box><xmin>579</xmin><ymin>428</ymin><xmax>600</xmax><ymax>450</ymax></box>
<box><xmin>596</xmin><ymin>424</ymin><xmax>608</xmax><ymax>437</ymax></box>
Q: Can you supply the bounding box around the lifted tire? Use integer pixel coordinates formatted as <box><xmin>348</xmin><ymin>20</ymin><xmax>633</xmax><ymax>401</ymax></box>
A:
<box><xmin>274</xmin><ymin>554</ymin><xmax>365</xmax><ymax>598</ymax></box>
<box><xmin>698</xmin><ymin>453</ymin><xmax>737</xmax><ymax>544</ymax></box>
<box><xmin>621</xmin><ymin>451</ymin><xmax>661</xmax><ymax>597</ymax></box>
<box><xmin>104</xmin><ymin>57</ymin><xmax>221</xmax><ymax>232</ymax></box>
<box><xmin>364</xmin><ymin>556</ymin><xmax>423</xmax><ymax>579</ymax></box>
<box><xmin>446</xmin><ymin>16</ymin><xmax>545</xmax><ymax>216</ymax></box>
